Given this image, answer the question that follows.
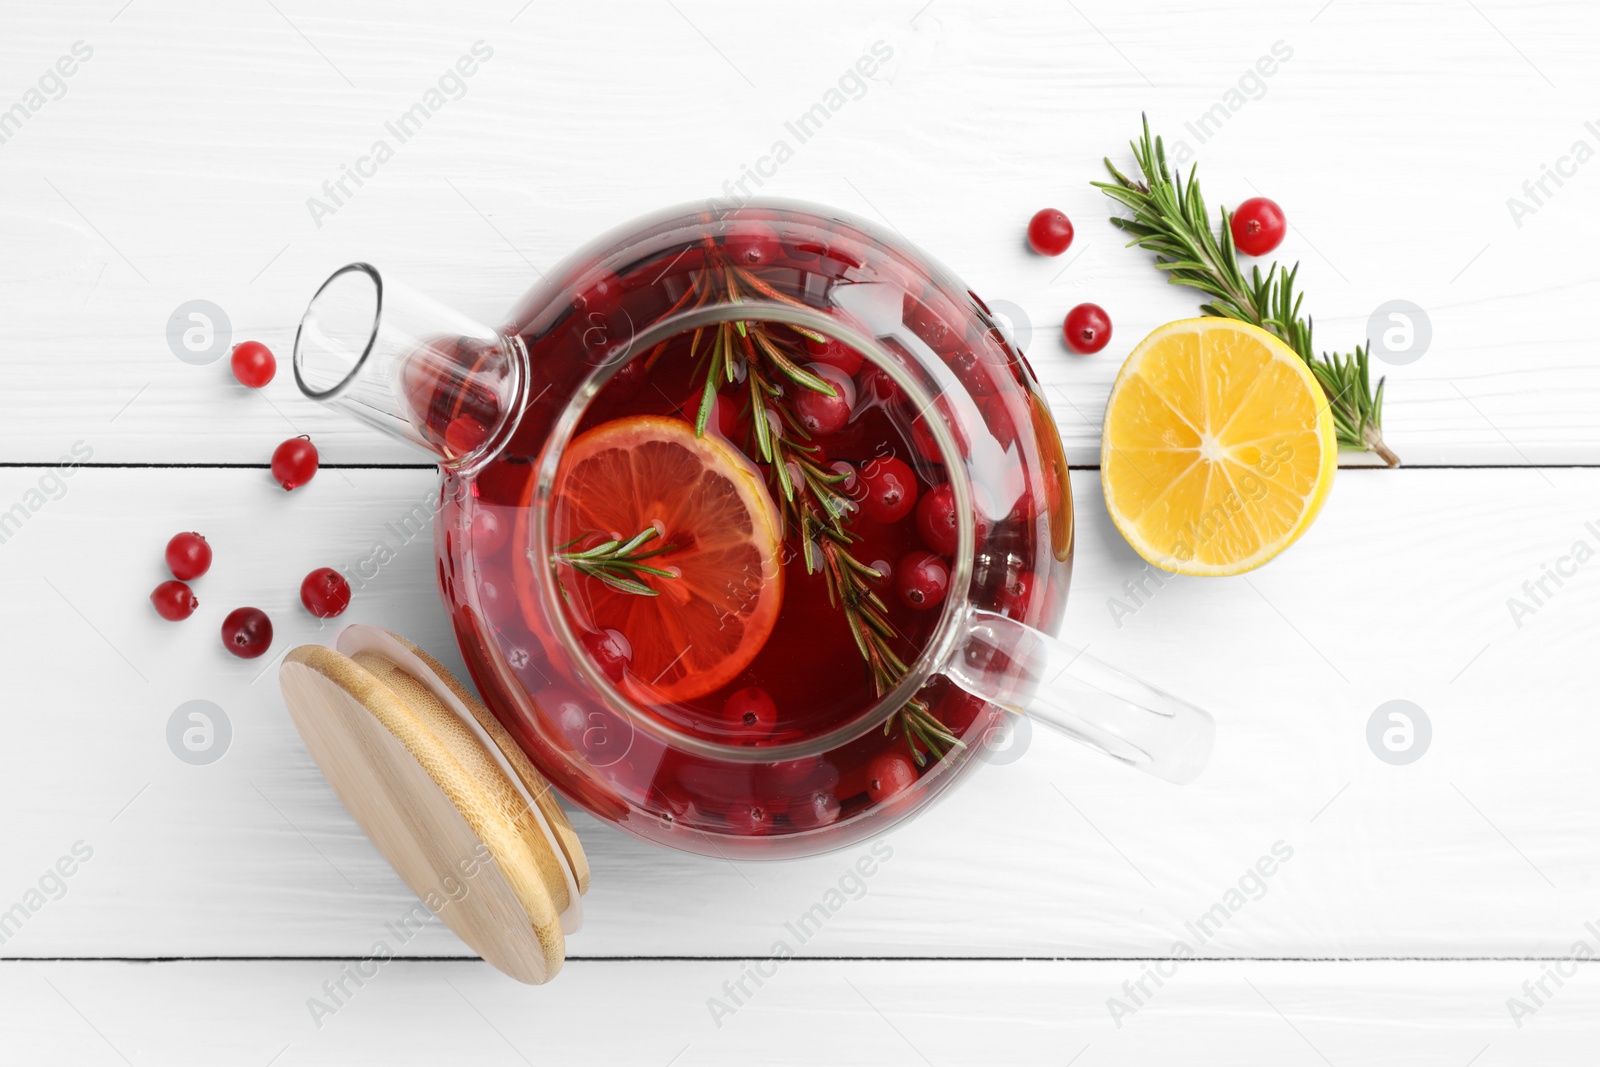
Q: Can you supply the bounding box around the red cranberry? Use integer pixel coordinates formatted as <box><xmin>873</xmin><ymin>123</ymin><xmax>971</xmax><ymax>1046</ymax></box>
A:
<box><xmin>573</xmin><ymin>705</ymin><xmax>631</xmax><ymax>765</ymax></box>
<box><xmin>858</xmin><ymin>456</ymin><xmax>918</xmax><ymax>524</ymax></box>
<box><xmin>572</xmin><ymin>271</ymin><xmax>623</xmax><ymax>315</ymax></box>
<box><xmin>999</xmin><ymin>571</ymin><xmax>1034</xmax><ymax>616</ymax></box>
<box><xmin>221</xmin><ymin>607</ymin><xmax>273</xmax><ymax>659</ymax></box>
<box><xmin>300</xmin><ymin>567</ymin><xmax>352</xmax><ymax>618</ymax></box>
<box><xmin>469</xmin><ymin>508</ymin><xmax>509</xmax><ymax>556</ymax></box>
<box><xmin>945</xmin><ymin>347</ymin><xmax>995</xmax><ymax>397</ymax></box>
<box><xmin>981</xmin><ymin>395</ymin><xmax>1020</xmax><ymax>450</ymax></box>
<box><xmin>894</xmin><ymin>551</ymin><xmax>950</xmax><ymax>610</ymax></box>
<box><xmin>582</xmin><ymin>628</ymin><xmax>633</xmax><ymax>682</ymax></box>
<box><xmin>164</xmin><ymin>532</ymin><xmax>212</xmax><ymax>581</ymax></box>
<box><xmin>723</xmin><ymin>686</ymin><xmax>778</xmax><ymax>739</ymax></box>
<box><xmin>1026</xmin><ymin>209</ymin><xmax>1075</xmax><ymax>256</ymax></box>
<box><xmin>680</xmin><ymin>391</ymin><xmax>738</xmax><ymax>438</ymax></box>
<box><xmin>722</xmin><ymin>225</ymin><xmax>784</xmax><ymax>268</ymax></box>
<box><xmin>794</xmin><ymin>366</ymin><xmax>855</xmax><ymax>437</ymax></box>
<box><xmin>763</xmin><ymin>755</ymin><xmax>839</xmax><ymax>793</ymax></box>
<box><xmin>653</xmin><ymin>782</ymin><xmax>709</xmax><ymax>828</ymax></box>
<box><xmin>230</xmin><ymin>341</ymin><xmax>276</xmax><ymax>388</ymax></box>
<box><xmin>860</xmin><ymin>363</ymin><xmax>905</xmax><ymax>405</ymax></box>
<box><xmin>723</xmin><ymin>799</ymin><xmax>775</xmax><ymax>835</ymax></box>
<box><xmin>915</xmin><ymin>483</ymin><xmax>960</xmax><ymax>556</ymax></box>
<box><xmin>866</xmin><ymin>751</ymin><xmax>918</xmax><ymax>804</ymax></box>
<box><xmin>270</xmin><ymin>436</ymin><xmax>319</xmax><ymax>491</ymax></box>
<box><xmin>1230</xmin><ymin>197</ymin><xmax>1287</xmax><ymax>257</ymax></box>
<box><xmin>150</xmin><ymin>580</ymin><xmax>198</xmax><ymax>621</ymax></box>
<box><xmin>1062</xmin><ymin>303</ymin><xmax>1112</xmax><ymax>355</ymax></box>
<box><xmin>904</xmin><ymin>293</ymin><xmax>963</xmax><ymax>355</ymax></box>
<box><xmin>538</xmin><ymin>687</ymin><xmax>591</xmax><ymax>753</ymax></box>
<box><xmin>444</xmin><ymin>414</ymin><xmax>488</xmax><ymax>457</ymax></box>
<box><xmin>804</xmin><ymin>336</ymin><xmax>865</xmax><ymax>376</ymax></box>
<box><xmin>475</xmin><ymin>563</ymin><xmax>518</xmax><ymax>624</ymax></box>
<box><xmin>788</xmin><ymin>789</ymin><xmax>842</xmax><ymax>830</ymax></box>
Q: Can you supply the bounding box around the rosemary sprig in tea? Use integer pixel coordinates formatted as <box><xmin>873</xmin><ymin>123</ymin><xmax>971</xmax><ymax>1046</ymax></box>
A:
<box><xmin>553</xmin><ymin>526</ymin><xmax>677</xmax><ymax>598</ymax></box>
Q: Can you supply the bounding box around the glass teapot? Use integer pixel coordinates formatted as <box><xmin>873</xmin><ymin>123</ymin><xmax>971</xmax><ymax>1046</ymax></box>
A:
<box><xmin>292</xmin><ymin>199</ymin><xmax>1212</xmax><ymax>861</ymax></box>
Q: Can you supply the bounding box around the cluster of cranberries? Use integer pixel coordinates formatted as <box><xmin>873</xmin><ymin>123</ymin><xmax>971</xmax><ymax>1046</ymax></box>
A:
<box><xmin>1026</xmin><ymin>197</ymin><xmax>1284</xmax><ymax>355</ymax></box>
<box><xmin>151</xmin><ymin>342</ymin><xmax>349</xmax><ymax>658</ymax></box>
<box><xmin>150</xmin><ymin>526</ymin><xmax>353</xmax><ymax>658</ymax></box>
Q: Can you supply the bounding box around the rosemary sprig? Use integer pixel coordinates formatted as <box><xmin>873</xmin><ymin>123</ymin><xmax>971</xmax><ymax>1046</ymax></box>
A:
<box><xmin>552</xmin><ymin>526</ymin><xmax>677</xmax><ymax>597</ymax></box>
<box><xmin>1094</xmin><ymin>115</ymin><xmax>1398</xmax><ymax>466</ymax></box>
<box><xmin>677</xmin><ymin>248</ymin><xmax>960</xmax><ymax>764</ymax></box>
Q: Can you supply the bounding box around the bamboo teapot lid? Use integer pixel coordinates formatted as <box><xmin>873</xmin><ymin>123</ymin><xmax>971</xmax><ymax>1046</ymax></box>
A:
<box><xmin>278</xmin><ymin>625</ymin><xmax>589</xmax><ymax>984</ymax></box>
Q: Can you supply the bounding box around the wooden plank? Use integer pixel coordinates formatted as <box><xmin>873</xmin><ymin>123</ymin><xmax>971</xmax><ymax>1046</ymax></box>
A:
<box><xmin>3</xmin><ymin>959</ymin><xmax>1593</xmax><ymax>1064</ymax></box>
<box><xmin>0</xmin><ymin>2</ymin><xmax>1595</xmax><ymax>465</ymax></box>
<box><xmin>1</xmin><ymin>467</ymin><xmax>1595</xmax><ymax>958</ymax></box>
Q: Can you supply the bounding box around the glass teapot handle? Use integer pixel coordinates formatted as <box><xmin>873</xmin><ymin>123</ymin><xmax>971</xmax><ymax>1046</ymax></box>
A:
<box><xmin>942</xmin><ymin>607</ymin><xmax>1214</xmax><ymax>784</ymax></box>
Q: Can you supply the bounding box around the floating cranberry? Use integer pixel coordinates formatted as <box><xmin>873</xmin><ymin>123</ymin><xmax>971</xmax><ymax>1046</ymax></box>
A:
<box><xmin>804</xmin><ymin>335</ymin><xmax>865</xmax><ymax>377</ymax></box>
<box><xmin>1026</xmin><ymin>209</ymin><xmax>1075</xmax><ymax>256</ymax></box>
<box><xmin>910</xmin><ymin>413</ymin><xmax>942</xmax><ymax>464</ymax></box>
<box><xmin>981</xmin><ymin>395</ymin><xmax>1020</xmax><ymax>450</ymax></box>
<box><xmin>895</xmin><ymin>551</ymin><xmax>950</xmax><ymax>611</ymax></box>
<box><xmin>723</xmin><ymin>799</ymin><xmax>775</xmax><ymax>835</ymax></box>
<box><xmin>788</xmin><ymin>789</ymin><xmax>842</xmax><ymax>830</ymax></box>
<box><xmin>571</xmin><ymin>271</ymin><xmax>623</xmax><ymax>315</ymax></box>
<box><xmin>538</xmin><ymin>686</ymin><xmax>591</xmax><ymax>753</ymax></box>
<box><xmin>270</xmin><ymin>436</ymin><xmax>319</xmax><ymax>490</ymax></box>
<box><xmin>764</xmin><ymin>755</ymin><xmax>839</xmax><ymax>793</ymax></box>
<box><xmin>1062</xmin><ymin>303</ymin><xmax>1112</xmax><ymax>355</ymax></box>
<box><xmin>164</xmin><ymin>532</ymin><xmax>212</xmax><ymax>581</ymax></box>
<box><xmin>905</xmin><ymin>292</ymin><xmax>963</xmax><ymax>355</ymax></box>
<box><xmin>1230</xmin><ymin>197</ymin><xmax>1286</xmax><ymax>257</ymax></box>
<box><xmin>582</xmin><ymin>627</ymin><xmax>633</xmax><ymax>683</ymax></box>
<box><xmin>469</xmin><ymin>508</ymin><xmax>509</xmax><ymax>556</ymax></box>
<box><xmin>221</xmin><ymin>607</ymin><xmax>273</xmax><ymax>659</ymax></box>
<box><xmin>653</xmin><ymin>782</ymin><xmax>708</xmax><ymax>829</ymax></box>
<box><xmin>915</xmin><ymin>483</ymin><xmax>960</xmax><ymax>556</ymax></box>
<box><xmin>475</xmin><ymin>563</ymin><xmax>518</xmax><ymax>624</ymax></box>
<box><xmin>444</xmin><ymin>414</ymin><xmax>488</xmax><ymax>457</ymax></box>
<box><xmin>230</xmin><ymin>341</ymin><xmax>276</xmax><ymax>388</ymax></box>
<box><xmin>573</xmin><ymin>704</ymin><xmax>631</xmax><ymax>765</ymax></box>
<box><xmin>866</xmin><ymin>751</ymin><xmax>918</xmax><ymax>804</ymax></box>
<box><xmin>999</xmin><ymin>571</ymin><xmax>1034</xmax><ymax>617</ymax></box>
<box><xmin>723</xmin><ymin>686</ymin><xmax>778</xmax><ymax>739</ymax></box>
<box><xmin>794</xmin><ymin>366</ymin><xmax>855</xmax><ymax>437</ymax></box>
<box><xmin>945</xmin><ymin>347</ymin><xmax>995</xmax><ymax>397</ymax></box>
<box><xmin>858</xmin><ymin>456</ymin><xmax>918</xmax><ymax>524</ymax></box>
<box><xmin>300</xmin><ymin>567</ymin><xmax>352</xmax><ymax>618</ymax></box>
<box><xmin>150</xmin><ymin>580</ymin><xmax>198</xmax><ymax>621</ymax></box>
<box><xmin>860</xmin><ymin>363</ymin><xmax>905</xmax><ymax>405</ymax></box>
<box><xmin>722</xmin><ymin>225</ymin><xmax>784</xmax><ymax>268</ymax></box>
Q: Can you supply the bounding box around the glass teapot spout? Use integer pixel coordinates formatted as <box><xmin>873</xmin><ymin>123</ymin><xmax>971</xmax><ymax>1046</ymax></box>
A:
<box><xmin>293</xmin><ymin>263</ymin><xmax>526</xmax><ymax>467</ymax></box>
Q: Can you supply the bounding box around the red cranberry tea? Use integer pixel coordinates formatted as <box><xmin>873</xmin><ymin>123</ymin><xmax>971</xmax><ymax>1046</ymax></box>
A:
<box><xmin>402</xmin><ymin>205</ymin><xmax>1073</xmax><ymax>856</ymax></box>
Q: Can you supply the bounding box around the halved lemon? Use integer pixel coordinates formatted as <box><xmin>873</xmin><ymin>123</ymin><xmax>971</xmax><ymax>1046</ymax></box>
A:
<box><xmin>531</xmin><ymin>415</ymin><xmax>784</xmax><ymax>703</ymax></box>
<box><xmin>1100</xmin><ymin>318</ymin><xmax>1336</xmax><ymax>576</ymax></box>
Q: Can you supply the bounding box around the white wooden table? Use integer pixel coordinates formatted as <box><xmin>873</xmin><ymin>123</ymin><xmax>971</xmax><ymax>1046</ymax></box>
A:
<box><xmin>3</xmin><ymin>1</ymin><xmax>1598</xmax><ymax>1062</ymax></box>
